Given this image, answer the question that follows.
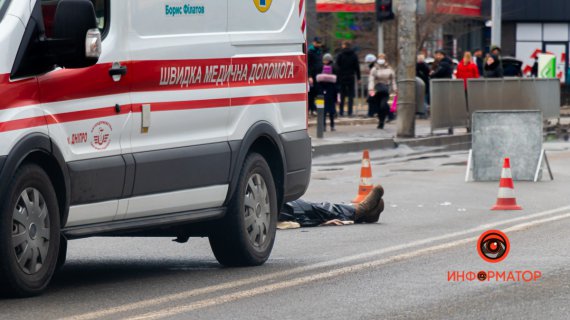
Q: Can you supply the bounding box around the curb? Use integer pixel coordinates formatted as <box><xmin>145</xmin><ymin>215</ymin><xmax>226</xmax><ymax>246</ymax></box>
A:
<box><xmin>312</xmin><ymin>134</ymin><xmax>471</xmax><ymax>157</ymax></box>
<box><xmin>308</xmin><ymin>118</ymin><xmax>378</xmax><ymax>128</ymax></box>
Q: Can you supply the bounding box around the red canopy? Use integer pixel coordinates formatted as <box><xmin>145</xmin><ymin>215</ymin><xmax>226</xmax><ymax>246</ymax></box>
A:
<box><xmin>316</xmin><ymin>1</ymin><xmax>375</xmax><ymax>12</ymax></box>
<box><xmin>316</xmin><ymin>0</ymin><xmax>482</xmax><ymax>17</ymax></box>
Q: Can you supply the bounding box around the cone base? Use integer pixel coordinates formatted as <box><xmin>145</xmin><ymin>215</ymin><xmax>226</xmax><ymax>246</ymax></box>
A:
<box><xmin>491</xmin><ymin>204</ymin><xmax>523</xmax><ymax>211</ymax></box>
<box><xmin>352</xmin><ymin>195</ymin><xmax>366</xmax><ymax>204</ymax></box>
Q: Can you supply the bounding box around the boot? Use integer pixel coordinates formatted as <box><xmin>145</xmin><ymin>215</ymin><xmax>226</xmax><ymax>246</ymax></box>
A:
<box><xmin>355</xmin><ymin>185</ymin><xmax>384</xmax><ymax>222</ymax></box>
<box><xmin>362</xmin><ymin>199</ymin><xmax>385</xmax><ymax>223</ymax></box>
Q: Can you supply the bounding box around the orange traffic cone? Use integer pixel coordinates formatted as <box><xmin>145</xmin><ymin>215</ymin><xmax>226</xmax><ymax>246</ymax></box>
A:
<box><xmin>352</xmin><ymin>150</ymin><xmax>374</xmax><ymax>204</ymax></box>
<box><xmin>492</xmin><ymin>157</ymin><xmax>522</xmax><ymax>211</ymax></box>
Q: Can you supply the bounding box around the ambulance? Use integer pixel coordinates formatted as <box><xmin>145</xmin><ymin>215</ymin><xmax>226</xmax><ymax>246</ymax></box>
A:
<box><xmin>0</xmin><ymin>0</ymin><xmax>310</xmax><ymax>296</ymax></box>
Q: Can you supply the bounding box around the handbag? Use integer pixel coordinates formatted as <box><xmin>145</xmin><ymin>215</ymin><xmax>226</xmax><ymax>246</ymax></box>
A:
<box><xmin>390</xmin><ymin>95</ymin><xmax>398</xmax><ymax>113</ymax></box>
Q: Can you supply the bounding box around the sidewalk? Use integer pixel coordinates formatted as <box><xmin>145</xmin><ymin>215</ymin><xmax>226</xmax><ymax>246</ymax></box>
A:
<box><xmin>308</xmin><ymin>116</ymin><xmax>471</xmax><ymax>157</ymax></box>
<box><xmin>309</xmin><ymin>106</ymin><xmax>570</xmax><ymax>157</ymax></box>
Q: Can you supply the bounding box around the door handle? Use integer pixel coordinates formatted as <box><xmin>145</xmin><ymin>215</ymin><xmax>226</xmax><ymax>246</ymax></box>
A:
<box><xmin>109</xmin><ymin>62</ymin><xmax>127</xmax><ymax>82</ymax></box>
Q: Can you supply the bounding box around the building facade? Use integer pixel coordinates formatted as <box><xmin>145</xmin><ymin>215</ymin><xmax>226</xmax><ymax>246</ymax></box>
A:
<box><xmin>483</xmin><ymin>0</ymin><xmax>570</xmax><ymax>82</ymax></box>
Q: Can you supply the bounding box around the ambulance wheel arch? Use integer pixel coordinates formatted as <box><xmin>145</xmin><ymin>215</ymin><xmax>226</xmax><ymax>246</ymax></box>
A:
<box><xmin>0</xmin><ymin>134</ymin><xmax>70</xmax><ymax>297</ymax></box>
<box><xmin>0</xmin><ymin>134</ymin><xmax>71</xmax><ymax>229</ymax></box>
<box><xmin>226</xmin><ymin>122</ymin><xmax>287</xmax><ymax>210</ymax></box>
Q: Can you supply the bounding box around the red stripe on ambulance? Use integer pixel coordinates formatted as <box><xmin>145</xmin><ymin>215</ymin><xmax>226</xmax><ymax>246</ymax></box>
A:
<box><xmin>0</xmin><ymin>93</ymin><xmax>306</xmax><ymax>133</ymax></box>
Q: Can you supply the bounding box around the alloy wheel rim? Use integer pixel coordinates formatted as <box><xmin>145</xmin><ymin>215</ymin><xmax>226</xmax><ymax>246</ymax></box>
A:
<box><xmin>12</xmin><ymin>188</ymin><xmax>51</xmax><ymax>275</ymax></box>
<box><xmin>243</xmin><ymin>173</ymin><xmax>271</xmax><ymax>248</ymax></box>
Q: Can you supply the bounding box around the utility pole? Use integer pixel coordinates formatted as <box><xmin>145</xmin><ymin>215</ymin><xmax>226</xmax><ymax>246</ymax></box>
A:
<box><xmin>396</xmin><ymin>0</ymin><xmax>416</xmax><ymax>138</ymax></box>
<box><xmin>376</xmin><ymin>0</ymin><xmax>394</xmax><ymax>54</ymax></box>
<box><xmin>491</xmin><ymin>0</ymin><xmax>502</xmax><ymax>47</ymax></box>
<box><xmin>378</xmin><ymin>22</ymin><xmax>384</xmax><ymax>53</ymax></box>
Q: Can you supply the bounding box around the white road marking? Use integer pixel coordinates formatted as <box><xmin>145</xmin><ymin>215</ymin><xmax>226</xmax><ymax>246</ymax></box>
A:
<box><xmin>127</xmin><ymin>209</ymin><xmax>570</xmax><ymax>320</ymax></box>
<box><xmin>63</xmin><ymin>205</ymin><xmax>570</xmax><ymax>320</ymax></box>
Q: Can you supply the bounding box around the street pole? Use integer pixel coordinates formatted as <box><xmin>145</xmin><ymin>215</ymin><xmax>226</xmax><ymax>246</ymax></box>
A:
<box><xmin>396</xmin><ymin>0</ymin><xmax>416</xmax><ymax>138</ymax></box>
<box><xmin>316</xmin><ymin>97</ymin><xmax>325</xmax><ymax>138</ymax></box>
<box><xmin>378</xmin><ymin>22</ymin><xmax>384</xmax><ymax>54</ymax></box>
<box><xmin>491</xmin><ymin>0</ymin><xmax>502</xmax><ymax>47</ymax></box>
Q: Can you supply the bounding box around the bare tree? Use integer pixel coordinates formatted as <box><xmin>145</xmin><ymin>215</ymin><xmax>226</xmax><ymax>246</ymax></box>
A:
<box><xmin>416</xmin><ymin>0</ymin><xmax>461</xmax><ymax>52</ymax></box>
<box><xmin>313</xmin><ymin>0</ymin><xmax>469</xmax><ymax>59</ymax></box>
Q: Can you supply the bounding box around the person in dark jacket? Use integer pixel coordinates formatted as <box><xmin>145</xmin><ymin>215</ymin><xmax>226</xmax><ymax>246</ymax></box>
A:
<box><xmin>485</xmin><ymin>46</ymin><xmax>504</xmax><ymax>78</ymax></box>
<box><xmin>473</xmin><ymin>48</ymin><xmax>485</xmax><ymax>76</ymax></box>
<box><xmin>484</xmin><ymin>54</ymin><xmax>504</xmax><ymax>78</ymax></box>
<box><xmin>531</xmin><ymin>58</ymin><xmax>539</xmax><ymax>77</ymax></box>
<box><xmin>430</xmin><ymin>50</ymin><xmax>453</xmax><ymax>79</ymax></box>
<box><xmin>416</xmin><ymin>54</ymin><xmax>431</xmax><ymax>106</ymax></box>
<box><xmin>335</xmin><ymin>41</ymin><xmax>361</xmax><ymax>117</ymax></box>
<box><xmin>307</xmin><ymin>37</ymin><xmax>323</xmax><ymax>116</ymax></box>
<box><xmin>430</xmin><ymin>50</ymin><xmax>454</xmax><ymax>134</ymax></box>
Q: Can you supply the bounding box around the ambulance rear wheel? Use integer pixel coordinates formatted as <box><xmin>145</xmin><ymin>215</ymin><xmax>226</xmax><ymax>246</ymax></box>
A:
<box><xmin>0</xmin><ymin>164</ymin><xmax>60</xmax><ymax>297</ymax></box>
<box><xmin>209</xmin><ymin>153</ymin><xmax>278</xmax><ymax>267</ymax></box>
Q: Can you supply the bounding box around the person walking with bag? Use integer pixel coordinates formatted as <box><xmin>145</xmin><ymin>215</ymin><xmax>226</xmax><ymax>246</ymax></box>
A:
<box><xmin>368</xmin><ymin>54</ymin><xmax>397</xmax><ymax>129</ymax></box>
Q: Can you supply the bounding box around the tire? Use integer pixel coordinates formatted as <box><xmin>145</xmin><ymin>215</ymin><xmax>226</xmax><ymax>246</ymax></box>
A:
<box><xmin>0</xmin><ymin>164</ymin><xmax>60</xmax><ymax>298</ymax></box>
<box><xmin>56</xmin><ymin>236</ymin><xmax>68</xmax><ymax>272</ymax></box>
<box><xmin>209</xmin><ymin>153</ymin><xmax>278</xmax><ymax>267</ymax></box>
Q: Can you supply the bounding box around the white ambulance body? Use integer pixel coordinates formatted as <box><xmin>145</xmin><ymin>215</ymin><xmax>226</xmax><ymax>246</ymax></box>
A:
<box><xmin>0</xmin><ymin>0</ymin><xmax>310</xmax><ymax>296</ymax></box>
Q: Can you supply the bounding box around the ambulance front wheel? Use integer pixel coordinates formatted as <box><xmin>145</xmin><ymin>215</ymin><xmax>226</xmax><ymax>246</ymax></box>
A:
<box><xmin>209</xmin><ymin>153</ymin><xmax>278</xmax><ymax>267</ymax></box>
<box><xmin>0</xmin><ymin>163</ymin><xmax>61</xmax><ymax>297</ymax></box>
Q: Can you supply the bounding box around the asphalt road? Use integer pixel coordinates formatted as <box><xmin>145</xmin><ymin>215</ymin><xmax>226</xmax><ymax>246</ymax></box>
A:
<box><xmin>1</xmin><ymin>143</ymin><xmax>570</xmax><ymax>320</ymax></box>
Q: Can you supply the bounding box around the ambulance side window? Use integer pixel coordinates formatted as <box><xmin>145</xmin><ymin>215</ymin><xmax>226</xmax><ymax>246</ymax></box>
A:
<box><xmin>41</xmin><ymin>0</ymin><xmax>108</xmax><ymax>38</ymax></box>
<box><xmin>0</xmin><ymin>0</ymin><xmax>10</xmax><ymax>23</ymax></box>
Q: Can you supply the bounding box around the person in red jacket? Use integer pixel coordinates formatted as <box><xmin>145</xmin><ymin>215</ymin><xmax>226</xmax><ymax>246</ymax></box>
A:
<box><xmin>456</xmin><ymin>51</ymin><xmax>480</xmax><ymax>89</ymax></box>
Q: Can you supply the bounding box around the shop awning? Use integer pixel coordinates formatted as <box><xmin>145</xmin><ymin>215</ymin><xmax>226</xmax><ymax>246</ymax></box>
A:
<box><xmin>316</xmin><ymin>0</ymin><xmax>375</xmax><ymax>12</ymax></box>
<box><xmin>316</xmin><ymin>0</ymin><xmax>482</xmax><ymax>17</ymax></box>
<box><xmin>428</xmin><ymin>0</ymin><xmax>482</xmax><ymax>17</ymax></box>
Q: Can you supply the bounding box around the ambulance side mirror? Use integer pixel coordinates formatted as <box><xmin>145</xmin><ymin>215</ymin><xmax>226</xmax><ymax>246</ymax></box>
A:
<box><xmin>51</xmin><ymin>0</ymin><xmax>101</xmax><ymax>68</ymax></box>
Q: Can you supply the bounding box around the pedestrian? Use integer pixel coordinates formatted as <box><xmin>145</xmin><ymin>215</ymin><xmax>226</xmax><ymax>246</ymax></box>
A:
<box><xmin>417</xmin><ymin>54</ymin><xmax>431</xmax><ymax>109</ymax></box>
<box><xmin>335</xmin><ymin>41</ymin><xmax>361</xmax><ymax>117</ymax></box>
<box><xmin>316</xmin><ymin>53</ymin><xmax>338</xmax><ymax>132</ymax></box>
<box><xmin>368</xmin><ymin>54</ymin><xmax>397</xmax><ymax>129</ymax></box>
<box><xmin>473</xmin><ymin>48</ymin><xmax>484</xmax><ymax>76</ymax></box>
<box><xmin>365</xmin><ymin>53</ymin><xmax>378</xmax><ymax>117</ymax></box>
<box><xmin>430</xmin><ymin>49</ymin><xmax>454</xmax><ymax>134</ymax></box>
<box><xmin>456</xmin><ymin>51</ymin><xmax>480</xmax><ymax>88</ymax></box>
<box><xmin>278</xmin><ymin>185</ymin><xmax>385</xmax><ymax>228</ymax></box>
<box><xmin>483</xmin><ymin>54</ymin><xmax>504</xmax><ymax>78</ymax></box>
<box><xmin>430</xmin><ymin>49</ymin><xmax>453</xmax><ymax>79</ymax></box>
<box><xmin>307</xmin><ymin>37</ymin><xmax>324</xmax><ymax>116</ymax></box>
<box><xmin>531</xmin><ymin>58</ymin><xmax>539</xmax><ymax>77</ymax></box>
<box><xmin>484</xmin><ymin>46</ymin><xmax>504</xmax><ymax>78</ymax></box>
